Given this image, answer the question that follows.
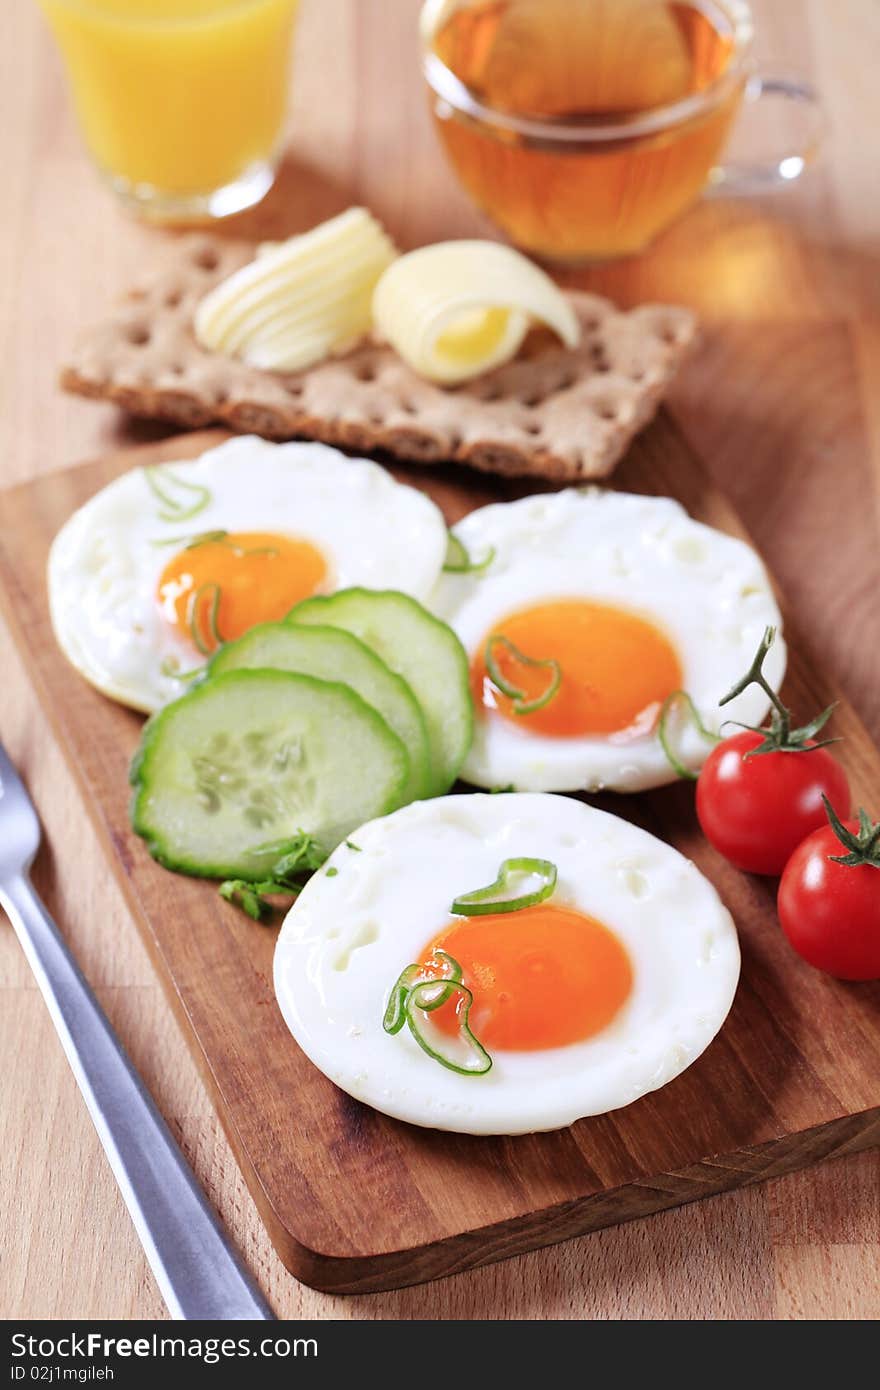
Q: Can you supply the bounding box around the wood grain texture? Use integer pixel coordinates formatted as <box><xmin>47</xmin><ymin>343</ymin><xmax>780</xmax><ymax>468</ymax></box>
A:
<box><xmin>2</xmin><ymin>424</ymin><xmax>879</xmax><ymax>1295</ymax></box>
<box><xmin>1</xmin><ymin>0</ymin><xmax>879</xmax><ymax>1319</ymax></box>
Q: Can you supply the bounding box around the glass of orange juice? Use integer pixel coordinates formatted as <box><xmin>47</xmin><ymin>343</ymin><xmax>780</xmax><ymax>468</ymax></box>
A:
<box><xmin>37</xmin><ymin>0</ymin><xmax>300</xmax><ymax>221</ymax></box>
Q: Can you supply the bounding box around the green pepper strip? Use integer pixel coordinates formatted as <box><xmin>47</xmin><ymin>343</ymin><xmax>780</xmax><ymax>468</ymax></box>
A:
<box><xmin>484</xmin><ymin>635</ymin><xmax>561</xmax><ymax>715</ymax></box>
<box><xmin>405</xmin><ymin>980</ymin><xmax>492</xmax><ymax>1076</ymax></box>
<box><xmin>144</xmin><ymin>466</ymin><xmax>212</xmax><ymax>523</ymax></box>
<box><xmin>443</xmin><ymin>531</ymin><xmax>496</xmax><ymax>574</ymax></box>
<box><xmin>383</xmin><ymin>951</ymin><xmax>462</xmax><ymax>1035</ymax></box>
<box><xmin>657</xmin><ymin>691</ymin><xmax>720</xmax><ymax>781</ymax></box>
<box><xmin>451</xmin><ymin>856</ymin><xmax>557</xmax><ymax>916</ymax></box>
<box><xmin>186</xmin><ymin>582</ymin><xmax>223</xmax><ymax>656</ymax></box>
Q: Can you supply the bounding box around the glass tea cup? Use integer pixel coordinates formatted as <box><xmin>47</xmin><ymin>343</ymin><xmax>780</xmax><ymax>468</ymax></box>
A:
<box><xmin>37</xmin><ymin>0</ymin><xmax>300</xmax><ymax>222</ymax></box>
<box><xmin>421</xmin><ymin>0</ymin><xmax>822</xmax><ymax>263</ymax></box>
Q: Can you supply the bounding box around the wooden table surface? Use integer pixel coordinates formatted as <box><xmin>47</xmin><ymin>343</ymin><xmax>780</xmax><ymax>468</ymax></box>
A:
<box><xmin>1</xmin><ymin>0</ymin><xmax>878</xmax><ymax>1321</ymax></box>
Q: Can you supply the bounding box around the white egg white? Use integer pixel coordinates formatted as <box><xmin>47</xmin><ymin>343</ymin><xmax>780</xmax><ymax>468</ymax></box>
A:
<box><xmin>430</xmin><ymin>489</ymin><xmax>786</xmax><ymax>792</ymax></box>
<box><xmin>47</xmin><ymin>436</ymin><xmax>449</xmax><ymax>712</ymax></box>
<box><xmin>273</xmin><ymin>793</ymin><xmax>740</xmax><ymax>1135</ymax></box>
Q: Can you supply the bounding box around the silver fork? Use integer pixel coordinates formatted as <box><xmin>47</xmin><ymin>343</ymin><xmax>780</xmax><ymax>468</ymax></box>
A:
<box><xmin>0</xmin><ymin>741</ymin><xmax>274</xmax><ymax>1320</ymax></box>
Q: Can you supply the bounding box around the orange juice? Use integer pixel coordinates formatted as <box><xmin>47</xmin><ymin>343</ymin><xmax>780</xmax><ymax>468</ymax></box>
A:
<box><xmin>39</xmin><ymin>0</ymin><xmax>299</xmax><ymax>215</ymax></box>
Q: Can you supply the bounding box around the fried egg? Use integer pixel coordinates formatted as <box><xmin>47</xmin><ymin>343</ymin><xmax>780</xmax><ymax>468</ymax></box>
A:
<box><xmin>48</xmin><ymin>436</ymin><xmax>448</xmax><ymax>712</ymax></box>
<box><xmin>274</xmin><ymin>793</ymin><xmax>740</xmax><ymax>1135</ymax></box>
<box><xmin>431</xmin><ymin>489</ymin><xmax>786</xmax><ymax>792</ymax></box>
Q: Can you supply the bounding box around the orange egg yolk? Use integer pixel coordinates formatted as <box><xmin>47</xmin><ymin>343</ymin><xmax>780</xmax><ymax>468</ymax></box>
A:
<box><xmin>471</xmin><ymin>599</ymin><xmax>683</xmax><ymax>739</ymax></box>
<box><xmin>157</xmin><ymin>532</ymin><xmax>328</xmax><ymax>653</ymax></box>
<box><xmin>421</xmin><ymin>904</ymin><xmax>633</xmax><ymax>1051</ymax></box>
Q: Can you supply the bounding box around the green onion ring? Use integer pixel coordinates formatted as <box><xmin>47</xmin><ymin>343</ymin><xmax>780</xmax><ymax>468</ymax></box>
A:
<box><xmin>405</xmin><ymin>980</ymin><xmax>492</xmax><ymax>1076</ymax></box>
<box><xmin>150</xmin><ymin>529</ymin><xmax>229</xmax><ymax>550</ymax></box>
<box><xmin>150</xmin><ymin>530</ymin><xmax>279</xmax><ymax>560</ymax></box>
<box><xmin>159</xmin><ymin>658</ymin><xmax>205</xmax><ymax>684</ymax></box>
<box><xmin>185</xmin><ymin>530</ymin><xmax>229</xmax><ymax>550</ymax></box>
<box><xmin>382</xmin><ymin>965</ymin><xmax>422</xmax><ymax>1035</ymax></box>
<box><xmin>144</xmin><ymin>466</ymin><xmax>212</xmax><ymax>523</ymax></box>
<box><xmin>484</xmin><ymin>635</ymin><xmax>561</xmax><ymax>715</ymax></box>
<box><xmin>186</xmin><ymin>582</ymin><xmax>223</xmax><ymax>655</ymax></box>
<box><xmin>657</xmin><ymin>691</ymin><xmax>719</xmax><ymax>780</ymax></box>
<box><xmin>451</xmin><ymin>856</ymin><xmax>557</xmax><ymax>916</ymax></box>
<box><xmin>442</xmin><ymin>531</ymin><xmax>496</xmax><ymax>574</ymax></box>
<box><xmin>383</xmin><ymin>951</ymin><xmax>462</xmax><ymax>1035</ymax></box>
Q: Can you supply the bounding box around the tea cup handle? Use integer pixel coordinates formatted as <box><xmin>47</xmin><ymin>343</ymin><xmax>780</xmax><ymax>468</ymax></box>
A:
<box><xmin>710</xmin><ymin>70</ymin><xmax>823</xmax><ymax>192</ymax></box>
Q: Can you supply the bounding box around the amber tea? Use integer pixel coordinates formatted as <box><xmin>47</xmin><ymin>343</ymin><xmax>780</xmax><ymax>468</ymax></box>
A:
<box><xmin>424</xmin><ymin>0</ymin><xmax>747</xmax><ymax>261</ymax></box>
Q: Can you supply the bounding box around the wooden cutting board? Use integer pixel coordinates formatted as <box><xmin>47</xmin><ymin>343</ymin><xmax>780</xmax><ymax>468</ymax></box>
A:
<box><xmin>1</xmin><ymin>424</ymin><xmax>879</xmax><ymax>1295</ymax></box>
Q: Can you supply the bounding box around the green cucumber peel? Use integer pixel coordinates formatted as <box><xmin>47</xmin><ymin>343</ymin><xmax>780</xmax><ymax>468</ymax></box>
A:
<box><xmin>285</xmin><ymin>587</ymin><xmax>473</xmax><ymax>795</ymax></box>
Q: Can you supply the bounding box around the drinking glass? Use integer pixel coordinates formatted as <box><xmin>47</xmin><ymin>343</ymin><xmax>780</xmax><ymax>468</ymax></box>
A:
<box><xmin>421</xmin><ymin>0</ymin><xmax>822</xmax><ymax>263</ymax></box>
<box><xmin>38</xmin><ymin>0</ymin><xmax>300</xmax><ymax>221</ymax></box>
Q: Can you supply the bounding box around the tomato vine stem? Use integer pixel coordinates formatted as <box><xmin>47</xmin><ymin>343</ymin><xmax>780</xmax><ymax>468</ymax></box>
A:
<box><xmin>719</xmin><ymin>626</ymin><xmax>838</xmax><ymax>757</ymax></box>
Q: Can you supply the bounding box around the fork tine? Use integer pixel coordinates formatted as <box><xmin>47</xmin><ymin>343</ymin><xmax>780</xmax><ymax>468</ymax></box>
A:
<box><xmin>0</xmin><ymin>739</ymin><xmax>26</xmax><ymax>797</ymax></box>
<box><xmin>0</xmin><ymin>740</ymin><xmax>21</xmax><ymax>801</ymax></box>
<box><xmin>0</xmin><ymin>739</ymin><xmax>43</xmax><ymax>874</ymax></box>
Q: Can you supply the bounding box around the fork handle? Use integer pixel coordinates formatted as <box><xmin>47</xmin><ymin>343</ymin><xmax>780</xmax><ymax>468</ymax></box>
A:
<box><xmin>1</xmin><ymin>872</ymin><xmax>275</xmax><ymax>1320</ymax></box>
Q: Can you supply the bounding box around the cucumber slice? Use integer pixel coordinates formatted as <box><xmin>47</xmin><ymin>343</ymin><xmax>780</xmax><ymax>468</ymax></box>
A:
<box><xmin>207</xmin><ymin>622</ymin><xmax>430</xmax><ymax>803</ymax></box>
<box><xmin>287</xmin><ymin>588</ymin><xmax>473</xmax><ymax>794</ymax></box>
<box><xmin>131</xmin><ymin>669</ymin><xmax>408</xmax><ymax>879</ymax></box>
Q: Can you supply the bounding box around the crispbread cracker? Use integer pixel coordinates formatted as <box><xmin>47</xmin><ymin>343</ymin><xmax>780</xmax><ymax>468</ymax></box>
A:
<box><xmin>61</xmin><ymin>235</ymin><xmax>696</xmax><ymax>482</ymax></box>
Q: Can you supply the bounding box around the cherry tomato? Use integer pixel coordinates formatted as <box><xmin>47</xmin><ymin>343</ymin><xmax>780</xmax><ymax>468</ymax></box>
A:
<box><xmin>696</xmin><ymin>730</ymin><xmax>851</xmax><ymax>876</ymax></box>
<box><xmin>779</xmin><ymin>820</ymin><xmax>880</xmax><ymax>979</ymax></box>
